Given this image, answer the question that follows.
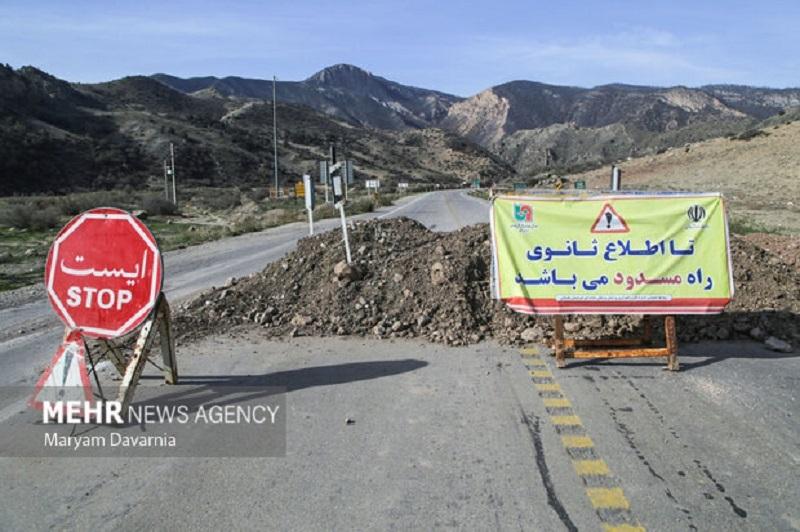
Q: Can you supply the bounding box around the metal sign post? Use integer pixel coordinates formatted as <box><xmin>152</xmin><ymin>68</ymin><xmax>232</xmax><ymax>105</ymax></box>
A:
<box><xmin>611</xmin><ymin>165</ymin><xmax>622</xmax><ymax>191</ymax></box>
<box><xmin>303</xmin><ymin>174</ymin><xmax>315</xmax><ymax>235</ymax></box>
<box><xmin>332</xmin><ymin>176</ymin><xmax>352</xmax><ymax>264</ymax></box>
<box><xmin>344</xmin><ymin>160</ymin><xmax>353</xmax><ymax>200</ymax></box>
<box><xmin>320</xmin><ymin>161</ymin><xmax>329</xmax><ymax>203</ymax></box>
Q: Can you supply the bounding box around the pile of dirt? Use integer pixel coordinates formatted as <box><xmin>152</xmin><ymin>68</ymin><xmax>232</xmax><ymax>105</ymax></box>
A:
<box><xmin>741</xmin><ymin>233</ymin><xmax>800</xmax><ymax>273</ymax></box>
<box><xmin>175</xmin><ymin>218</ymin><xmax>799</xmax><ymax>350</ymax></box>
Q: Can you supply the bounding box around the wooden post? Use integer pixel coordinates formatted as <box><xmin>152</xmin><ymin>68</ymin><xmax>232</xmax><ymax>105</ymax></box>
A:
<box><xmin>157</xmin><ymin>296</ymin><xmax>178</xmax><ymax>384</ymax></box>
<box><xmin>554</xmin><ymin>316</ymin><xmax>566</xmax><ymax>368</ymax></box>
<box><xmin>117</xmin><ymin>312</ymin><xmax>158</xmax><ymax>411</ymax></box>
<box><xmin>114</xmin><ymin>293</ymin><xmax>178</xmax><ymax>410</ymax></box>
<box><xmin>665</xmin><ymin>315</ymin><xmax>679</xmax><ymax>371</ymax></box>
<box><xmin>643</xmin><ymin>316</ymin><xmax>653</xmax><ymax>345</ymax></box>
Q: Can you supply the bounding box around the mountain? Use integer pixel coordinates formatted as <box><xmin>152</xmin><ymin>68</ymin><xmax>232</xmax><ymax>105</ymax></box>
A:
<box><xmin>441</xmin><ymin>81</ymin><xmax>750</xmax><ymax>144</ymax></box>
<box><xmin>155</xmin><ymin>66</ymin><xmax>800</xmax><ymax>176</ymax></box>
<box><xmin>701</xmin><ymin>85</ymin><xmax>800</xmax><ymax>119</ymax></box>
<box><xmin>153</xmin><ymin>64</ymin><xmax>461</xmax><ymax>130</ymax></box>
<box><xmin>0</xmin><ymin>65</ymin><xmax>511</xmax><ymax>195</ymax></box>
<box><xmin>440</xmin><ymin>81</ymin><xmax>800</xmax><ymax>174</ymax></box>
<box><xmin>4</xmin><ymin>61</ymin><xmax>800</xmax><ymax>195</ymax></box>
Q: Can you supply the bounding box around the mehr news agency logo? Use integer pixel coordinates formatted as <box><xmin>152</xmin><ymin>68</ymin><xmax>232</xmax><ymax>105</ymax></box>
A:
<box><xmin>511</xmin><ymin>203</ymin><xmax>537</xmax><ymax>232</ymax></box>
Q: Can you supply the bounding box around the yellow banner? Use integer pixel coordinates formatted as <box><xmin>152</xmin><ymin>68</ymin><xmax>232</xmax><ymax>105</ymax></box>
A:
<box><xmin>490</xmin><ymin>193</ymin><xmax>733</xmax><ymax>314</ymax></box>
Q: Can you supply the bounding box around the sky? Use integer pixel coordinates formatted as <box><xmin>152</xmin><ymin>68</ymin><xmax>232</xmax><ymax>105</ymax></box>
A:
<box><xmin>2</xmin><ymin>0</ymin><xmax>798</xmax><ymax>96</ymax></box>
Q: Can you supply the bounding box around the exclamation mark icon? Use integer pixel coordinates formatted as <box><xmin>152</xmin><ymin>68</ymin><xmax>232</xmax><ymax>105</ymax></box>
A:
<box><xmin>605</xmin><ymin>212</ymin><xmax>613</xmax><ymax>228</ymax></box>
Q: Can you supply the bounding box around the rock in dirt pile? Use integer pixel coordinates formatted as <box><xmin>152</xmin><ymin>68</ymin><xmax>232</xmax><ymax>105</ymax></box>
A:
<box><xmin>176</xmin><ymin>218</ymin><xmax>799</xmax><ymax>351</ymax></box>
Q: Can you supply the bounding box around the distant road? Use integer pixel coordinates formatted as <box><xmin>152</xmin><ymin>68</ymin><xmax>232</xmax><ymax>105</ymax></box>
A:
<box><xmin>0</xmin><ymin>190</ymin><xmax>489</xmax><ymax>386</ymax></box>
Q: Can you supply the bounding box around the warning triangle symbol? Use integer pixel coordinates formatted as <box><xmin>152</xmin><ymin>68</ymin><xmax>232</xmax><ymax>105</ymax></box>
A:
<box><xmin>29</xmin><ymin>331</ymin><xmax>93</xmax><ymax>411</ymax></box>
<box><xmin>590</xmin><ymin>203</ymin><xmax>630</xmax><ymax>233</ymax></box>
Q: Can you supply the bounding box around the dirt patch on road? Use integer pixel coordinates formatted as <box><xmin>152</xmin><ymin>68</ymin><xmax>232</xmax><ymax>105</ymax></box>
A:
<box><xmin>176</xmin><ymin>218</ymin><xmax>799</xmax><ymax>350</ymax></box>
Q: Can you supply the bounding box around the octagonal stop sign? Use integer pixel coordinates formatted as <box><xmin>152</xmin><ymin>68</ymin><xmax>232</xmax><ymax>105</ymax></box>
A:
<box><xmin>45</xmin><ymin>208</ymin><xmax>163</xmax><ymax>339</ymax></box>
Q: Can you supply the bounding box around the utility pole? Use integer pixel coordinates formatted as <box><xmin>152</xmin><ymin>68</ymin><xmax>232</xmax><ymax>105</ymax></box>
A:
<box><xmin>273</xmin><ymin>75</ymin><xmax>279</xmax><ymax>199</ymax></box>
<box><xmin>170</xmin><ymin>143</ymin><xmax>177</xmax><ymax>207</ymax></box>
<box><xmin>163</xmin><ymin>160</ymin><xmax>169</xmax><ymax>201</ymax></box>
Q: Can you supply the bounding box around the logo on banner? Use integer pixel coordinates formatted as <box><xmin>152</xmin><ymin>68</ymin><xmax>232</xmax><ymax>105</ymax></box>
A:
<box><xmin>590</xmin><ymin>203</ymin><xmax>629</xmax><ymax>233</ymax></box>
<box><xmin>511</xmin><ymin>203</ymin><xmax>536</xmax><ymax>232</ymax></box>
<box><xmin>514</xmin><ymin>203</ymin><xmax>532</xmax><ymax>222</ymax></box>
<box><xmin>686</xmin><ymin>204</ymin><xmax>709</xmax><ymax>230</ymax></box>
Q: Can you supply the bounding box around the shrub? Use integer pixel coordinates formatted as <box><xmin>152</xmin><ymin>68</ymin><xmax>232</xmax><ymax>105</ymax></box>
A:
<box><xmin>735</xmin><ymin>129</ymin><xmax>769</xmax><ymax>141</ymax></box>
<box><xmin>141</xmin><ymin>195</ymin><xmax>179</xmax><ymax>216</ymax></box>
<box><xmin>190</xmin><ymin>188</ymin><xmax>242</xmax><ymax>211</ymax></box>
<box><xmin>57</xmin><ymin>191</ymin><xmax>131</xmax><ymax>215</ymax></box>
<box><xmin>349</xmin><ymin>197</ymin><xmax>374</xmax><ymax>214</ymax></box>
<box><xmin>0</xmin><ymin>204</ymin><xmax>61</xmax><ymax>230</ymax></box>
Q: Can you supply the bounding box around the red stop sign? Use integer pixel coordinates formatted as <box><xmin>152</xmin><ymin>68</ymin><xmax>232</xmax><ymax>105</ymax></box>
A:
<box><xmin>45</xmin><ymin>208</ymin><xmax>163</xmax><ymax>339</ymax></box>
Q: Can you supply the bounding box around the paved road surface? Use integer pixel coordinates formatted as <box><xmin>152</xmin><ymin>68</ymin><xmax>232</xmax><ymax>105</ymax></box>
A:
<box><xmin>1</xmin><ymin>189</ymin><xmax>798</xmax><ymax>531</ymax></box>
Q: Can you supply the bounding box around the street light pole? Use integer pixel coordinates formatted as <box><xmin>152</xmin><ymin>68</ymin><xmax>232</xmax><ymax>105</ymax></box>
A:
<box><xmin>273</xmin><ymin>75</ymin><xmax>279</xmax><ymax>198</ymax></box>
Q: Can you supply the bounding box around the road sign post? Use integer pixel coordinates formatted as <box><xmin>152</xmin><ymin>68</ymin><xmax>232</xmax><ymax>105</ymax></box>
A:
<box><xmin>332</xmin><ymin>175</ymin><xmax>352</xmax><ymax>264</ymax></box>
<box><xmin>303</xmin><ymin>174</ymin><xmax>315</xmax><ymax>235</ymax></box>
<box><xmin>611</xmin><ymin>165</ymin><xmax>622</xmax><ymax>191</ymax></box>
<box><xmin>37</xmin><ymin>208</ymin><xmax>178</xmax><ymax>413</ymax></box>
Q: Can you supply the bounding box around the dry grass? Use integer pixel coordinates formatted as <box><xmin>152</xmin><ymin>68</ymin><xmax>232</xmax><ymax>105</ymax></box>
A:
<box><xmin>573</xmin><ymin>121</ymin><xmax>800</xmax><ymax>234</ymax></box>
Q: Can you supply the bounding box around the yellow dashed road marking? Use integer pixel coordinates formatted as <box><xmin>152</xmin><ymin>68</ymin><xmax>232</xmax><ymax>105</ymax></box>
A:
<box><xmin>603</xmin><ymin>525</ymin><xmax>647</xmax><ymax>532</ymax></box>
<box><xmin>520</xmin><ymin>347</ymin><xmax>645</xmax><ymax>530</ymax></box>
<box><xmin>550</xmin><ymin>415</ymin><xmax>582</xmax><ymax>426</ymax></box>
<box><xmin>526</xmin><ymin>358</ymin><xmax>547</xmax><ymax>366</ymax></box>
<box><xmin>543</xmin><ymin>397</ymin><xmax>572</xmax><ymax>408</ymax></box>
<box><xmin>561</xmin><ymin>435</ymin><xmax>594</xmax><ymax>448</ymax></box>
<box><xmin>586</xmin><ymin>487</ymin><xmax>631</xmax><ymax>509</ymax></box>
<box><xmin>573</xmin><ymin>459</ymin><xmax>610</xmax><ymax>476</ymax></box>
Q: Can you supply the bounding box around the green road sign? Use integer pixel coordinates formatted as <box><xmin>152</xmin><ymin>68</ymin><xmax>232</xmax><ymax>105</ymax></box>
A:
<box><xmin>574</xmin><ymin>180</ymin><xmax>586</xmax><ymax>190</ymax></box>
<box><xmin>513</xmin><ymin>182</ymin><xmax>525</xmax><ymax>191</ymax></box>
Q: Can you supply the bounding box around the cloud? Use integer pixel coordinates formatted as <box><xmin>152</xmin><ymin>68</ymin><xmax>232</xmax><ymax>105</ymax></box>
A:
<box><xmin>461</xmin><ymin>28</ymin><xmax>745</xmax><ymax>89</ymax></box>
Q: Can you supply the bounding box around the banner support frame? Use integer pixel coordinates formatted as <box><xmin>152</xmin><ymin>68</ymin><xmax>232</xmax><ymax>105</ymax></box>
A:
<box><xmin>552</xmin><ymin>315</ymin><xmax>679</xmax><ymax>371</ymax></box>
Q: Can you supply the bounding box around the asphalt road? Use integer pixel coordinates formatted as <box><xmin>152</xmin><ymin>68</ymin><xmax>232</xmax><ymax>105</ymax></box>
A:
<box><xmin>1</xmin><ymin>189</ymin><xmax>798</xmax><ymax>531</ymax></box>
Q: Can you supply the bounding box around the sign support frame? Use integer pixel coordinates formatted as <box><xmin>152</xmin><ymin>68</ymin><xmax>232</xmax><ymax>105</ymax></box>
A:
<box><xmin>87</xmin><ymin>292</ymin><xmax>178</xmax><ymax>411</ymax></box>
<box><xmin>551</xmin><ymin>315</ymin><xmax>679</xmax><ymax>370</ymax></box>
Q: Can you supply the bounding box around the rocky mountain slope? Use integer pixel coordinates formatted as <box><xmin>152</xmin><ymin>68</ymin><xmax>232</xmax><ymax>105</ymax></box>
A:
<box><xmin>3</xmin><ymin>61</ymin><xmax>799</xmax><ymax>195</ymax></box>
<box><xmin>159</xmin><ymin>67</ymin><xmax>799</xmax><ymax>177</ymax></box>
<box><xmin>441</xmin><ymin>81</ymin><xmax>793</xmax><ymax>174</ymax></box>
<box><xmin>0</xmin><ymin>64</ymin><xmax>511</xmax><ymax>195</ymax></box>
<box><xmin>154</xmin><ymin>64</ymin><xmax>461</xmax><ymax>130</ymax></box>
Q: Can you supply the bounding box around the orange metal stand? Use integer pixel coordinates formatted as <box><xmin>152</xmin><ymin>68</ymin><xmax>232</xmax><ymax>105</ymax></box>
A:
<box><xmin>552</xmin><ymin>315</ymin><xmax>679</xmax><ymax>371</ymax></box>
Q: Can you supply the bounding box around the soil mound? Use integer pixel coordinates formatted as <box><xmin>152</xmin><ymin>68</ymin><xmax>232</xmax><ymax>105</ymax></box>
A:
<box><xmin>176</xmin><ymin>218</ymin><xmax>799</xmax><ymax>349</ymax></box>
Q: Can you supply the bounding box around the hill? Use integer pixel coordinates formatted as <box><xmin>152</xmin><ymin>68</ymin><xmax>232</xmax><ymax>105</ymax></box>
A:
<box><xmin>572</xmin><ymin>113</ymin><xmax>800</xmax><ymax>234</ymax></box>
<box><xmin>440</xmin><ymin>81</ymin><xmax>791</xmax><ymax>174</ymax></box>
<box><xmin>154</xmin><ymin>64</ymin><xmax>461</xmax><ymax>130</ymax></box>
<box><xmin>0</xmin><ymin>65</ymin><xmax>512</xmax><ymax>195</ymax></box>
<box><xmin>146</xmin><ymin>67</ymin><xmax>800</xmax><ymax>178</ymax></box>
